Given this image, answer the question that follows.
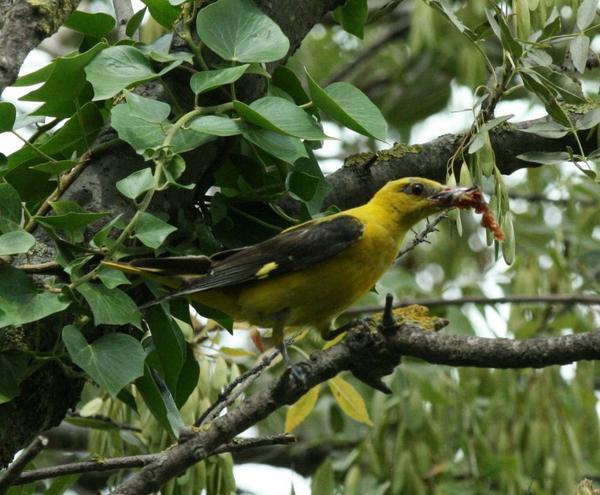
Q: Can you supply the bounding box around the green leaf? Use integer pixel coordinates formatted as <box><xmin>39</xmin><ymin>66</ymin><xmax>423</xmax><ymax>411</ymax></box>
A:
<box><xmin>189</xmin><ymin>116</ymin><xmax>242</xmax><ymax>136</ymax></box>
<box><xmin>8</xmin><ymin>103</ymin><xmax>103</xmax><ymax>172</ymax></box>
<box><xmin>286</xmin><ymin>170</ymin><xmax>320</xmax><ymax>202</ymax></box>
<box><xmin>234</xmin><ymin>96</ymin><xmax>326</xmax><ymax>140</ymax></box>
<box><xmin>576</xmin><ymin>0</ymin><xmax>598</xmax><ymax>30</ymax></box>
<box><xmin>0</xmin><ymin>230</ymin><xmax>35</xmax><ymax>256</ymax></box>
<box><xmin>0</xmin><ymin>183</ymin><xmax>22</xmax><ymax>233</ymax></box>
<box><xmin>306</xmin><ymin>72</ymin><xmax>387</xmax><ymax>141</ymax></box>
<box><xmin>196</xmin><ymin>0</ymin><xmax>289</xmax><ymax>63</ymax></box>
<box><xmin>190</xmin><ymin>65</ymin><xmax>250</xmax><ymax>95</ymax></box>
<box><xmin>126</xmin><ymin>7</ymin><xmax>147</xmax><ymax>37</ymax></box>
<box><xmin>141</xmin><ymin>0</ymin><xmax>181</xmax><ymax>28</ymax></box>
<box><xmin>64</xmin><ymin>11</ymin><xmax>116</xmax><ymax>38</ymax></box>
<box><xmin>517</xmin><ymin>151</ymin><xmax>571</xmax><ymax>165</ymax></box>
<box><xmin>29</xmin><ymin>160</ymin><xmax>77</xmax><ymax>174</ymax></box>
<box><xmin>240</xmin><ymin>123</ymin><xmax>307</xmax><ymax>163</ymax></box>
<box><xmin>468</xmin><ymin>115</ymin><xmax>513</xmax><ymax>154</ymax></box>
<box><xmin>570</xmin><ymin>35</ymin><xmax>590</xmax><ymax>74</ymax></box>
<box><xmin>134</xmin><ymin>212</ymin><xmax>177</xmax><ymax>249</ymax></box>
<box><xmin>312</xmin><ymin>459</ymin><xmax>335</xmax><ymax>495</ymax></box>
<box><xmin>145</xmin><ymin>306</ymin><xmax>186</xmax><ymax>397</ymax></box>
<box><xmin>97</xmin><ymin>266</ymin><xmax>131</xmax><ymax>289</ymax></box>
<box><xmin>116</xmin><ymin>167</ymin><xmax>155</xmax><ymax>200</ymax></box>
<box><xmin>135</xmin><ymin>364</ymin><xmax>184</xmax><ymax>437</ymax></box>
<box><xmin>0</xmin><ymin>102</ymin><xmax>16</xmax><ymax>132</ymax></box>
<box><xmin>85</xmin><ymin>45</ymin><xmax>157</xmax><ymax>100</ymax></box>
<box><xmin>13</xmin><ymin>63</ymin><xmax>54</xmax><ymax>87</ymax></box>
<box><xmin>328</xmin><ymin>375</ymin><xmax>373</xmax><ymax>425</ymax></box>
<box><xmin>333</xmin><ymin>0</ymin><xmax>368</xmax><ymax>38</ymax></box>
<box><xmin>520</xmin><ymin>121</ymin><xmax>569</xmax><ymax>138</ymax></box>
<box><xmin>76</xmin><ymin>283</ymin><xmax>141</xmax><ymax>328</ymax></box>
<box><xmin>271</xmin><ymin>66</ymin><xmax>311</xmax><ymax>106</ymax></box>
<box><xmin>577</xmin><ymin>107</ymin><xmax>600</xmax><ymax>130</ymax></box>
<box><xmin>293</xmin><ymin>152</ymin><xmax>331</xmax><ymax>216</ymax></box>
<box><xmin>175</xmin><ymin>344</ymin><xmax>200</xmax><ymax>408</ymax></box>
<box><xmin>0</xmin><ymin>265</ymin><xmax>71</xmax><ymax>328</ymax></box>
<box><xmin>21</xmin><ymin>42</ymin><xmax>107</xmax><ymax>118</ymax></box>
<box><xmin>111</xmin><ymin>91</ymin><xmax>213</xmax><ymax>155</ymax></box>
<box><xmin>45</xmin><ymin>474</ymin><xmax>80</xmax><ymax>495</ymax></box>
<box><xmin>34</xmin><ymin>207</ymin><xmax>107</xmax><ymax>243</ymax></box>
<box><xmin>0</xmin><ymin>351</ymin><xmax>28</xmax><ymax>404</ymax></box>
<box><xmin>502</xmin><ymin>214</ymin><xmax>515</xmax><ymax>265</ymax></box>
<box><xmin>432</xmin><ymin>0</ymin><xmax>472</xmax><ymax>35</ymax></box>
<box><xmin>285</xmin><ymin>385</ymin><xmax>320</xmax><ymax>432</ymax></box>
<box><xmin>62</xmin><ymin>325</ymin><xmax>145</xmax><ymax>398</ymax></box>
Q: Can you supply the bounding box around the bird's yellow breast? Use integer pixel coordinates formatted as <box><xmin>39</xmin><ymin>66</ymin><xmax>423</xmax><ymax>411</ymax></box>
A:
<box><xmin>192</xmin><ymin>205</ymin><xmax>405</xmax><ymax>333</ymax></box>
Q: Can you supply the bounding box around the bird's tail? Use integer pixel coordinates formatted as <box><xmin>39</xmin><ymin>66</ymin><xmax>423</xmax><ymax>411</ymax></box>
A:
<box><xmin>101</xmin><ymin>256</ymin><xmax>213</xmax><ymax>293</ymax></box>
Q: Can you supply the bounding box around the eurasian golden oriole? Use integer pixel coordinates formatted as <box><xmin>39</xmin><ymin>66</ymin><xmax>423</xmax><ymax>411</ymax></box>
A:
<box><xmin>104</xmin><ymin>177</ymin><xmax>474</xmax><ymax>362</ymax></box>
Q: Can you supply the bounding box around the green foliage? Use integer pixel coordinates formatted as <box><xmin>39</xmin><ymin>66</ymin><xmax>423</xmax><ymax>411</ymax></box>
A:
<box><xmin>1</xmin><ymin>0</ymin><xmax>599</xmax><ymax>493</ymax></box>
<box><xmin>195</xmin><ymin>0</ymin><xmax>289</xmax><ymax>63</ymax></box>
<box><xmin>62</xmin><ymin>325</ymin><xmax>145</xmax><ymax>398</ymax></box>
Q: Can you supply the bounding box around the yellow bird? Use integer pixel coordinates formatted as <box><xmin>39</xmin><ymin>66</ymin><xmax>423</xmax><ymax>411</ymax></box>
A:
<box><xmin>104</xmin><ymin>177</ymin><xmax>471</xmax><ymax>365</ymax></box>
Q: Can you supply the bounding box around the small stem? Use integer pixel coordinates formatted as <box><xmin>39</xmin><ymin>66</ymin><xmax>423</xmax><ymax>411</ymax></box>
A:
<box><xmin>11</xmin><ymin>130</ymin><xmax>56</xmax><ymax>162</ymax></box>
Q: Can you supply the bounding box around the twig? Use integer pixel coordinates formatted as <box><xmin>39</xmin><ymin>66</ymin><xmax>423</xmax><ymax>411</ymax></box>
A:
<box><xmin>344</xmin><ymin>293</ymin><xmax>600</xmax><ymax>316</ymax></box>
<box><xmin>508</xmin><ymin>191</ymin><xmax>596</xmax><ymax>206</ymax></box>
<box><xmin>0</xmin><ymin>436</ymin><xmax>48</xmax><ymax>493</ymax></box>
<box><xmin>194</xmin><ymin>348</ymin><xmax>281</xmax><ymax>427</ymax></box>
<box><xmin>14</xmin><ymin>261</ymin><xmax>63</xmax><ymax>275</ymax></box>
<box><xmin>325</xmin><ymin>21</ymin><xmax>409</xmax><ymax>85</ymax></box>
<box><xmin>11</xmin><ymin>435</ymin><xmax>294</xmax><ymax>486</ymax></box>
<box><xmin>396</xmin><ymin>214</ymin><xmax>447</xmax><ymax>258</ymax></box>
<box><xmin>211</xmin><ymin>434</ymin><xmax>295</xmax><ymax>454</ymax></box>
<box><xmin>67</xmin><ymin>412</ymin><xmax>142</xmax><ymax>433</ymax></box>
<box><xmin>12</xmin><ymin>453</ymin><xmax>160</xmax><ymax>486</ymax></box>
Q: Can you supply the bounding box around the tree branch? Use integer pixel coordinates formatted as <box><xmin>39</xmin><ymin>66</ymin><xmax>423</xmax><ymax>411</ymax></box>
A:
<box><xmin>345</xmin><ymin>293</ymin><xmax>600</xmax><ymax>315</ymax></box>
<box><xmin>10</xmin><ymin>435</ymin><xmax>294</xmax><ymax>487</ymax></box>
<box><xmin>0</xmin><ymin>436</ymin><xmax>48</xmax><ymax>494</ymax></box>
<box><xmin>321</xmin><ymin>118</ymin><xmax>599</xmax><ymax>210</ymax></box>
<box><xmin>0</xmin><ymin>0</ymin><xmax>81</xmax><ymax>94</ymax></box>
<box><xmin>110</xmin><ymin>316</ymin><xmax>600</xmax><ymax>494</ymax></box>
<box><xmin>396</xmin><ymin>214</ymin><xmax>447</xmax><ymax>258</ymax></box>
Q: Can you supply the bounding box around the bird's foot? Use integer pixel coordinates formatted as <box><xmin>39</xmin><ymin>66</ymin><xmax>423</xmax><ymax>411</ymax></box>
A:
<box><xmin>278</xmin><ymin>342</ymin><xmax>308</xmax><ymax>386</ymax></box>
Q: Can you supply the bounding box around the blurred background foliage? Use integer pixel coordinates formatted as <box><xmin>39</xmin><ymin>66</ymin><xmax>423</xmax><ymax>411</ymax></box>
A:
<box><xmin>1</xmin><ymin>0</ymin><xmax>600</xmax><ymax>493</ymax></box>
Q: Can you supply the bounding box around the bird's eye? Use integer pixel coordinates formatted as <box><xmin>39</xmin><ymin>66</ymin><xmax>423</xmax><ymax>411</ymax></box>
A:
<box><xmin>411</xmin><ymin>183</ymin><xmax>424</xmax><ymax>196</ymax></box>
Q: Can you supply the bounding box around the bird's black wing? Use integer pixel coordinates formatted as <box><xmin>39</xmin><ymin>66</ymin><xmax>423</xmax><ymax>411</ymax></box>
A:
<box><xmin>167</xmin><ymin>215</ymin><xmax>364</xmax><ymax>298</ymax></box>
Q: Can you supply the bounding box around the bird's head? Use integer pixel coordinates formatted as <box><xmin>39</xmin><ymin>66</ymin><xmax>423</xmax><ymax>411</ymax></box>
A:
<box><xmin>372</xmin><ymin>177</ymin><xmax>475</xmax><ymax>226</ymax></box>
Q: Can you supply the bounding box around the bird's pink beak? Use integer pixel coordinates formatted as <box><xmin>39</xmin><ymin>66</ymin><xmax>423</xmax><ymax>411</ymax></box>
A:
<box><xmin>430</xmin><ymin>185</ymin><xmax>478</xmax><ymax>207</ymax></box>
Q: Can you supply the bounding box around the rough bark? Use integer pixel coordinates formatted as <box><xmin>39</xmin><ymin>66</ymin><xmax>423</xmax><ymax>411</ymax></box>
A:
<box><xmin>322</xmin><ymin>118</ymin><xmax>599</xmax><ymax>210</ymax></box>
<box><xmin>0</xmin><ymin>0</ymin><xmax>81</xmax><ymax>95</ymax></box>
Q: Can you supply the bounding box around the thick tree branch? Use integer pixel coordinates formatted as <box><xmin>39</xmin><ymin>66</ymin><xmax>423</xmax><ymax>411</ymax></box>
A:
<box><xmin>0</xmin><ymin>0</ymin><xmax>81</xmax><ymax>95</ymax></box>
<box><xmin>110</xmin><ymin>318</ymin><xmax>600</xmax><ymax>494</ymax></box>
<box><xmin>321</xmin><ymin>118</ymin><xmax>599</xmax><ymax>210</ymax></box>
